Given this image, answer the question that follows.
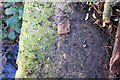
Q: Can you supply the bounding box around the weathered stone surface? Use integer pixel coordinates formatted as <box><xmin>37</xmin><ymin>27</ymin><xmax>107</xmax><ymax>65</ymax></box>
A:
<box><xmin>16</xmin><ymin>2</ymin><xmax>109</xmax><ymax>78</ymax></box>
<box><xmin>15</xmin><ymin>2</ymin><xmax>56</xmax><ymax>78</ymax></box>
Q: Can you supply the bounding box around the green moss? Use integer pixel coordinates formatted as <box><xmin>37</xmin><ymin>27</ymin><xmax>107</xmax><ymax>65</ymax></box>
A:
<box><xmin>16</xmin><ymin>2</ymin><xmax>56</xmax><ymax>78</ymax></box>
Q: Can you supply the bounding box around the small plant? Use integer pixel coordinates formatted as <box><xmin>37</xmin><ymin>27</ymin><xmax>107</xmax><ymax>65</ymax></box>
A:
<box><xmin>2</xmin><ymin>2</ymin><xmax>24</xmax><ymax>40</ymax></box>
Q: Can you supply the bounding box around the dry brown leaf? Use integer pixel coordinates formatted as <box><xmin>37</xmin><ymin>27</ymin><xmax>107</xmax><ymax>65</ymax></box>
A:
<box><xmin>57</xmin><ymin>19</ymin><xmax>70</xmax><ymax>35</ymax></box>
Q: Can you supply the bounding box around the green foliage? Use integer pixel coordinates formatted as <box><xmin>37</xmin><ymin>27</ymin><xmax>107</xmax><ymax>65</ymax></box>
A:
<box><xmin>15</xmin><ymin>24</ymin><xmax>21</xmax><ymax>33</ymax></box>
<box><xmin>109</xmin><ymin>24</ymin><xmax>112</xmax><ymax>28</ymax></box>
<box><xmin>6</xmin><ymin>15</ymin><xmax>18</xmax><ymax>26</ymax></box>
<box><xmin>5</xmin><ymin>7</ymin><xmax>17</xmax><ymax>15</ymax></box>
<box><xmin>8</xmin><ymin>31</ymin><xmax>16</xmax><ymax>40</ymax></box>
<box><xmin>3</xmin><ymin>2</ymin><xmax>24</xmax><ymax>40</ymax></box>
<box><xmin>4</xmin><ymin>2</ymin><xmax>12</xmax><ymax>8</ymax></box>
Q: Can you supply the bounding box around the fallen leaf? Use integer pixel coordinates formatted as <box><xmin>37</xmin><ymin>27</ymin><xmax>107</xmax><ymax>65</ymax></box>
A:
<box><xmin>57</xmin><ymin>19</ymin><xmax>70</xmax><ymax>35</ymax></box>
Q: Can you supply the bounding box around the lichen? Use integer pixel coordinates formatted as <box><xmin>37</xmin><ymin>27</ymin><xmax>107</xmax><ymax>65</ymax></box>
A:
<box><xmin>15</xmin><ymin>2</ymin><xmax>56</xmax><ymax>78</ymax></box>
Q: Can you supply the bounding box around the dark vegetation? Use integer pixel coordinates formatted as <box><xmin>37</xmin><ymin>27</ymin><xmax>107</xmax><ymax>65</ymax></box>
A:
<box><xmin>2</xmin><ymin>2</ymin><xmax>24</xmax><ymax>78</ymax></box>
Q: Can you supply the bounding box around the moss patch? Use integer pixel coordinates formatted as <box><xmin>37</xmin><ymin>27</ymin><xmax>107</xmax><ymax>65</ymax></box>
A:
<box><xmin>15</xmin><ymin>2</ymin><xmax>56</xmax><ymax>78</ymax></box>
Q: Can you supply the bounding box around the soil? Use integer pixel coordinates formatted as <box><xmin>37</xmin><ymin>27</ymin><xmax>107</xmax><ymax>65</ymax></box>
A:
<box><xmin>39</xmin><ymin>2</ymin><xmax>111</xmax><ymax>78</ymax></box>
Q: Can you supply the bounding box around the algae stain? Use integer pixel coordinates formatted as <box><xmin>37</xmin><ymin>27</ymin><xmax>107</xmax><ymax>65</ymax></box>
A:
<box><xmin>16</xmin><ymin>2</ymin><xmax>56</xmax><ymax>78</ymax></box>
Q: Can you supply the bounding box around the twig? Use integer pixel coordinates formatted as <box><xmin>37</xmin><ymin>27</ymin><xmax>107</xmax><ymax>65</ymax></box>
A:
<box><xmin>91</xmin><ymin>5</ymin><xmax>101</xmax><ymax>15</ymax></box>
<box><xmin>2</xmin><ymin>40</ymin><xmax>15</xmax><ymax>58</ymax></box>
<box><xmin>103</xmin><ymin>0</ymin><xmax>112</xmax><ymax>23</ymax></box>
